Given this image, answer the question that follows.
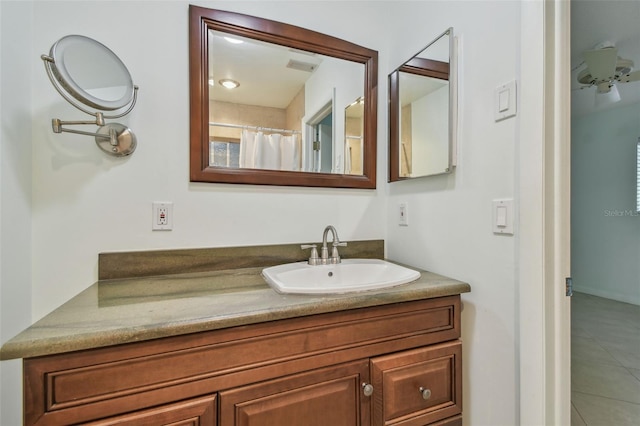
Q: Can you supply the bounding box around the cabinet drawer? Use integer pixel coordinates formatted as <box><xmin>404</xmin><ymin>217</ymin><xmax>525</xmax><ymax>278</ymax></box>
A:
<box><xmin>85</xmin><ymin>395</ymin><xmax>216</xmax><ymax>426</ymax></box>
<box><xmin>430</xmin><ymin>415</ymin><xmax>462</xmax><ymax>426</ymax></box>
<box><xmin>371</xmin><ymin>341</ymin><xmax>461</xmax><ymax>426</ymax></box>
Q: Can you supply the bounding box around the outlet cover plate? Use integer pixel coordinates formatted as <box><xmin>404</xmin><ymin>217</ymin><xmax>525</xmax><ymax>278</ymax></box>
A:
<box><xmin>152</xmin><ymin>202</ymin><xmax>173</xmax><ymax>231</ymax></box>
<box><xmin>399</xmin><ymin>202</ymin><xmax>409</xmax><ymax>226</ymax></box>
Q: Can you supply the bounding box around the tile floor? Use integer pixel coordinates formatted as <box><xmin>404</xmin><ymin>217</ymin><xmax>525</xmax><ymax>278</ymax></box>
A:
<box><xmin>571</xmin><ymin>292</ymin><xmax>640</xmax><ymax>426</ymax></box>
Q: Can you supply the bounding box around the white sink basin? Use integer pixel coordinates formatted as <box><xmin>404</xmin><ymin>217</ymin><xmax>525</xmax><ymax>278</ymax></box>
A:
<box><xmin>262</xmin><ymin>259</ymin><xmax>421</xmax><ymax>294</ymax></box>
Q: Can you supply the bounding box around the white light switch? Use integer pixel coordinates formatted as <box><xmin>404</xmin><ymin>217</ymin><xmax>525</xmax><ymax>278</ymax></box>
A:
<box><xmin>496</xmin><ymin>205</ymin><xmax>508</xmax><ymax>226</ymax></box>
<box><xmin>495</xmin><ymin>80</ymin><xmax>517</xmax><ymax>121</ymax></box>
<box><xmin>492</xmin><ymin>199</ymin><xmax>514</xmax><ymax>235</ymax></box>
<box><xmin>498</xmin><ymin>89</ymin><xmax>510</xmax><ymax>112</ymax></box>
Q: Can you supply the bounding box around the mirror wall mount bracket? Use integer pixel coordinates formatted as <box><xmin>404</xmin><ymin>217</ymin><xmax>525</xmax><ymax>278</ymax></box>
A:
<box><xmin>49</xmin><ymin>116</ymin><xmax>137</xmax><ymax>157</ymax></box>
<box><xmin>41</xmin><ymin>36</ymin><xmax>139</xmax><ymax>157</ymax></box>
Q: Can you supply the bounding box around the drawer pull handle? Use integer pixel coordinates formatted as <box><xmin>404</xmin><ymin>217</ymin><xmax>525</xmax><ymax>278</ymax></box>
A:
<box><xmin>362</xmin><ymin>382</ymin><xmax>374</xmax><ymax>397</ymax></box>
<box><xmin>419</xmin><ymin>387</ymin><xmax>432</xmax><ymax>400</ymax></box>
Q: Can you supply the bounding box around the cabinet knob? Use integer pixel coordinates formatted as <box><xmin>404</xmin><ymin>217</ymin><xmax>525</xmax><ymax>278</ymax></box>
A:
<box><xmin>419</xmin><ymin>386</ymin><xmax>432</xmax><ymax>400</ymax></box>
<box><xmin>362</xmin><ymin>382</ymin><xmax>374</xmax><ymax>397</ymax></box>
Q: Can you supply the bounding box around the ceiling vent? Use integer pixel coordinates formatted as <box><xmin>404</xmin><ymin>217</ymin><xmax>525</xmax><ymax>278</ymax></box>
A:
<box><xmin>286</xmin><ymin>59</ymin><xmax>317</xmax><ymax>73</ymax></box>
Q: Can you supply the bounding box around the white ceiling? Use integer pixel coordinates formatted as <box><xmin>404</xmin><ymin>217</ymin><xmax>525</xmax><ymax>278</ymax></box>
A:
<box><xmin>208</xmin><ymin>30</ymin><xmax>323</xmax><ymax>109</ymax></box>
<box><xmin>571</xmin><ymin>0</ymin><xmax>640</xmax><ymax>117</ymax></box>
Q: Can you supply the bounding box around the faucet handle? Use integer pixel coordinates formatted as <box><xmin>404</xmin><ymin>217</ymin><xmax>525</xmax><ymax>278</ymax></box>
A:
<box><xmin>330</xmin><ymin>241</ymin><xmax>347</xmax><ymax>264</ymax></box>
<box><xmin>301</xmin><ymin>244</ymin><xmax>320</xmax><ymax>265</ymax></box>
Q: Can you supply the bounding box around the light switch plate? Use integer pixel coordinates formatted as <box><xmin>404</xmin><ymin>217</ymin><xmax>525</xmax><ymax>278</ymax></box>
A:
<box><xmin>492</xmin><ymin>199</ymin><xmax>514</xmax><ymax>235</ymax></box>
<box><xmin>494</xmin><ymin>80</ymin><xmax>517</xmax><ymax>122</ymax></box>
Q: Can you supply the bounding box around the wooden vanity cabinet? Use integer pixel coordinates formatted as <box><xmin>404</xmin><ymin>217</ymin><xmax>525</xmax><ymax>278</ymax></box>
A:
<box><xmin>23</xmin><ymin>296</ymin><xmax>462</xmax><ymax>426</ymax></box>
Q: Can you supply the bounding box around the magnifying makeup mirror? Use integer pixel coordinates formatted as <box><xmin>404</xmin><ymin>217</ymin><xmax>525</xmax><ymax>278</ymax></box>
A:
<box><xmin>42</xmin><ymin>35</ymin><xmax>139</xmax><ymax>157</ymax></box>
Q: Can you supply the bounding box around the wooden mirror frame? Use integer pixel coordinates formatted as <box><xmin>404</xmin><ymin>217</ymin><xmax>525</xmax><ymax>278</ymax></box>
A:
<box><xmin>189</xmin><ymin>6</ymin><xmax>378</xmax><ymax>188</ymax></box>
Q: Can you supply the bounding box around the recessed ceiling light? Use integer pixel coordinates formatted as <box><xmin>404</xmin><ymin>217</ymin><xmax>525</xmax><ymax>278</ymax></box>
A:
<box><xmin>224</xmin><ymin>37</ymin><xmax>244</xmax><ymax>44</ymax></box>
<box><xmin>219</xmin><ymin>79</ymin><xmax>240</xmax><ymax>89</ymax></box>
<box><xmin>208</xmin><ymin>79</ymin><xmax>214</xmax><ymax>86</ymax></box>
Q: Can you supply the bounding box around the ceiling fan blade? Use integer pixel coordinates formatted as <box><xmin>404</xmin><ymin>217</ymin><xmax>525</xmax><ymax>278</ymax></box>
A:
<box><xmin>618</xmin><ymin>70</ymin><xmax>640</xmax><ymax>83</ymax></box>
<box><xmin>583</xmin><ymin>47</ymin><xmax>618</xmax><ymax>82</ymax></box>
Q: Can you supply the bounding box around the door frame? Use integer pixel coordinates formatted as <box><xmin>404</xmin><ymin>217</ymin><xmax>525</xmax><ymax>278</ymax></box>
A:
<box><xmin>304</xmin><ymin>98</ymin><xmax>334</xmax><ymax>173</ymax></box>
<box><xmin>518</xmin><ymin>0</ymin><xmax>571</xmax><ymax>424</ymax></box>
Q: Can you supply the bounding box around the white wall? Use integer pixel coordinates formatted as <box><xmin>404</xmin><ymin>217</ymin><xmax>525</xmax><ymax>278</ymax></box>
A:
<box><xmin>0</xmin><ymin>2</ymin><xmax>547</xmax><ymax>425</ymax></box>
<box><xmin>572</xmin><ymin>102</ymin><xmax>640</xmax><ymax>305</ymax></box>
<box><xmin>1</xmin><ymin>2</ymin><xmax>34</xmax><ymax>425</ymax></box>
<box><xmin>385</xmin><ymin>2</ymin><xmax>522</xmax><ymax>425</ymax></box>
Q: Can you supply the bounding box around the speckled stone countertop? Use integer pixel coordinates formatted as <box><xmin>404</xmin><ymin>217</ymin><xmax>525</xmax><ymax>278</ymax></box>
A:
<box><xmin>0</xmin><ymin>242</ymin><xmax>470</xmax><ymax>360</ymax></box>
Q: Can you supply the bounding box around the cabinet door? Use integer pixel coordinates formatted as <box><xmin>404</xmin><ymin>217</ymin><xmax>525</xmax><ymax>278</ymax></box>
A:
<box><xmin>85</xmin><ymin>395</ymin><xmax>216</xmax><ymax>426</ymax></box>
<box><xmin>371</xmin><ymin>341</ymin><xmax>462</xmax><ymax>426</ymax></box>
<box><xmin>220</xmin><ymin>360</ymin><xmax>371</xmax><ymax>426</ymax></box>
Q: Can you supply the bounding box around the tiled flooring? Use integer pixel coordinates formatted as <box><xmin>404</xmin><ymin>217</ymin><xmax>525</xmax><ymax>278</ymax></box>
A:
<box><xmin>571</xmin><ymin>292</ymin><xmax>640</xmax><ymax>426</ymax></box>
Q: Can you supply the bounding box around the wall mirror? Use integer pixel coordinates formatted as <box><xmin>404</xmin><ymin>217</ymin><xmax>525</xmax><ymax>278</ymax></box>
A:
<box><xmin>189</xmin><ymin>6</ymin><xmax>378</xmax><ymax>188</ymax></box>
<box><xmin>41</xmin><ymin>35</ymin><xmax>138</xmax><ymax>157</ymax></box>
<box><xmin>389</xmin><ymin>28</ymin><xmax>456</xmax><ymax>181</ymax></box>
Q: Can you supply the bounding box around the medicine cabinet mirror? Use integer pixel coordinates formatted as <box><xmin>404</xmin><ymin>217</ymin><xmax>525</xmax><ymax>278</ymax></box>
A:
<box><xmin>389</xmin><ymin>28</ymin><xmax>456</xmax><ymax>181</ymax></box>
<box><xmin>189</xmin><ymin>6</ymin><xmax>378</xmax><ymax>188</ymax></box>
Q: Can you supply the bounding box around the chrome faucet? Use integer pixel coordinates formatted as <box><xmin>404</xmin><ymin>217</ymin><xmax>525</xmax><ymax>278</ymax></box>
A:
<box><xmin>301</xmin><ymin>225</ymin><xmax>348</xmax><ymax>265</ymax></box>
<box><xmin>321</xmin><ymin>225</ymin><xmax>347</xmax><ymax>264</ymax></box>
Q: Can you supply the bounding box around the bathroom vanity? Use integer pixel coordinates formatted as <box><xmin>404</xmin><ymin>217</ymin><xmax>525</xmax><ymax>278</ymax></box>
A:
<box><xmin>1</xmin><ymin>241</ymin><xmax>470</xmax><ymax>425</ymax></box>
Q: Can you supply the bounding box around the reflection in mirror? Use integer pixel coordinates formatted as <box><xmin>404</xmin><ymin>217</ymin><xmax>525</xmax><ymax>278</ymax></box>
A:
<box><xmin>307</xmin><ymin>99</ymin><xmax>334</xmax><ymax>173</ymax></box>
<box><xmin>345</xmin><ymin>97</ymin><xmax>364</xmax><ymax>175</ymax></box>
<box><xmin>637</xmin><ymin>139</ymin><xmax>640</xmax><ymax>213</ymax></box>
<box><xmin>190</xmin><ymin>6</ymin><xmax>378</xmax><ymax>188</ymax></box>
<box><xmin>389</xmin><ymin>28</ymin><xmax>456</xmax><ymax>181</ymax></box>
<box><xmin>208</xmin><ymin>31</ymin><xmax>360</xmax><ymax>174</ymax></box>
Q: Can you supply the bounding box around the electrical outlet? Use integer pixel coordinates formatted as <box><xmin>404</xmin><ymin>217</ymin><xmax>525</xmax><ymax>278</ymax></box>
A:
<box><xmin>152</xmin><ymin>202</ymin><xmax>173</xmax><ymax>231</ymax></box>
<box><xmin>399</xmin><ymin>202</ymin><xmax>409</xmax><ymax>226</ymax></box>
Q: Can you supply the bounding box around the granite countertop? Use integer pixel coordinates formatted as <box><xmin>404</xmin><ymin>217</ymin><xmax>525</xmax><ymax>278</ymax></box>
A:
<box><xmin>0</xmin><ymin>265</ymin><xmax>469</xmax><ymax>361</ymax></box>
<box><xmin>0</xmin><ymin>242</ymin><xmax>470</xmax><ymax>360</ymax></box>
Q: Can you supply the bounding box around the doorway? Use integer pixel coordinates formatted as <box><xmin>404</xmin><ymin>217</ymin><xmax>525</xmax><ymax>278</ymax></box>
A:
<box><xmin>570</xmin><ymin>1</ymin><xmax>640</xmax><ymax>424</ymax></box>
<box><xmin>315</xmin><ymin>113</ymin><xmax>333</xmax><ymax>173</ymax></box>
<box><xmin>306</xmin><ymin>99</ymin><xmax>334</xmax><ymax>173</ymax></box>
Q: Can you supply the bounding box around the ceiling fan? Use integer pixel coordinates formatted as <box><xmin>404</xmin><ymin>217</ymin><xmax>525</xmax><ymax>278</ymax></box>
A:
<box><xmin>576</xmin><ymin>44</ymin><xmax>640</xmax><ymax>105</ymax></box>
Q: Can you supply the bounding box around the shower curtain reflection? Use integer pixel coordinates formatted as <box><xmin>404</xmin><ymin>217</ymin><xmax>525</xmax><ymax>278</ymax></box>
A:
<box><xmin>239</xmin><ymin>130</ymin><xmax>262</xmax><ymax>169</ymax></box>
<box><xmin>240</xmin><ymin>129</ymin><xmax>300</xmax><ymax>171</ymax></box>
